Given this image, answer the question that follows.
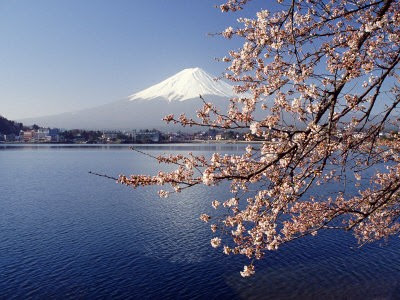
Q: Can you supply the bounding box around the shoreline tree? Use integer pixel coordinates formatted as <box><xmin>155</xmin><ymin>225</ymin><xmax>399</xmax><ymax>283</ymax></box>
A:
<box><xmin>118</xmin><ymin>0</ymin><xmax>400</xmax><ymax>277</ymax></box>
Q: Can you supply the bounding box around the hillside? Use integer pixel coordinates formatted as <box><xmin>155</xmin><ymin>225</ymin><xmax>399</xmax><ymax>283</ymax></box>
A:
<box><xmin>0</xmin><ymin>115</ymin><xmax>24</xmax><ymax>135</ymax></box>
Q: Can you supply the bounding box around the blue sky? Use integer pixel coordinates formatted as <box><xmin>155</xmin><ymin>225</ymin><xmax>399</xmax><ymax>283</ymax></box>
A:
<box><xmin>0</xmin><ymin>0</ymin><xmax>266</xmax><ymax>119</ymax></box>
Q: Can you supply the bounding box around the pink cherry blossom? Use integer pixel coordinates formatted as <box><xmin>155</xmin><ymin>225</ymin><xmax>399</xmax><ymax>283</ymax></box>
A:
<box><xmin>118</xmin><ymin>0</ymin><xmax>400</xmax><ymax>277</ymax></box>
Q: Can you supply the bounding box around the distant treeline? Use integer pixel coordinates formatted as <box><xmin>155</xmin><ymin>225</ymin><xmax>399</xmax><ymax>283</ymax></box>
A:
<box><xmin>0</xmin><ymin>115</ymin><xmax>24</xmax><ymax>135</ymax></box>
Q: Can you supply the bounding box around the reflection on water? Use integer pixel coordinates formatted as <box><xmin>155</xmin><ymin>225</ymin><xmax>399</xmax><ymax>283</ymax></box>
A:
<box><xmin>0</xmin><ymin>144</ymin><xmax>399</xmax><ymax>299</ymax></box>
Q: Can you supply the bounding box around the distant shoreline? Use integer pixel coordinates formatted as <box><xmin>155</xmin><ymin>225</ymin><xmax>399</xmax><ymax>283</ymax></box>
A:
<box><xmin>0</xmin><ymin>140</ymin><xmax>264</xmax><ymax>146</ymax></box>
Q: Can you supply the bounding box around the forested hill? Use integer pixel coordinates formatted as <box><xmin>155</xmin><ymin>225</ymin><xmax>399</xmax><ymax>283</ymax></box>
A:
<box><xmin>0</xmin><ymin>115</ymin><xmax>23</xmax><ymax>135</ymax></box>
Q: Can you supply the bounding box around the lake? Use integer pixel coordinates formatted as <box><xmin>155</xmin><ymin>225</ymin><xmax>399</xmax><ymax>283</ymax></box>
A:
<box><xmin>1</xmin><ymin>144</ymin><xmax>399</xmax><ymax>299</ymax></box>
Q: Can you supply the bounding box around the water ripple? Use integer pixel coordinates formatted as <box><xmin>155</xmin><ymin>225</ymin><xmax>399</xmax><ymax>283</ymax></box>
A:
<box><xmin>1</xmin><ymin>145</ymin><xmax>399</xmax><ymax>299</ymax></box>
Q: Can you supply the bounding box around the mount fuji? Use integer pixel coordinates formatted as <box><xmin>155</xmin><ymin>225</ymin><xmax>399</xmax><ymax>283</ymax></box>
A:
<box><xmin>20</xmin><ymin>68</ymin><xmax>237</xmax><ymax>130</ymax></box>
<box><xmin>129</xmin><ymin>67</ymin><xmax>235</xmax><ymax>102</ymax></box>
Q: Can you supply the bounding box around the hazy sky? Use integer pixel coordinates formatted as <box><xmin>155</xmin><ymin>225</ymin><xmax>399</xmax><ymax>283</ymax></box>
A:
<box><xmin>0</xmin><ymin>0</ymin><xmax>268</xmax><ymax>120</ymax></box>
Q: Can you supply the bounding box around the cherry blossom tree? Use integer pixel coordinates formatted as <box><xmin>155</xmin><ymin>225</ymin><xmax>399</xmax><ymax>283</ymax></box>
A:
<box><xmin>118</xmin><ymin>0</ymin><xmax>400</xmax><ymax>277</ymax></box>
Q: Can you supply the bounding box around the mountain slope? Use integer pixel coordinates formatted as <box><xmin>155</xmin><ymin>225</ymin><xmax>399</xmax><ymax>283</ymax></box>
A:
<box><xmin>20</xmin><ymin>68</ymin><xmax>236</xmax><ymax>130</ymax></box>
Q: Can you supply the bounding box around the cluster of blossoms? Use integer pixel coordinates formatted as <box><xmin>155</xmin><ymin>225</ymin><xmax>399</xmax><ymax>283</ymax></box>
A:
<box><xmin>119</xmin><ymin>0</ymin><xmax>400</xmax><ymax>277</ymax></box>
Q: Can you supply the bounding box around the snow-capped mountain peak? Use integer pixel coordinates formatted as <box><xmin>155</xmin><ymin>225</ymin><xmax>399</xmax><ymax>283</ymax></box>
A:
<box><xmin>20</xmin><ymin>67</ymin><xmax>238</xmax><ymax>129</ymax></box>
<box><xmin>129</xmin><ymin>67</ymin><xmax>236</xmax><ymax>102</ymax></box>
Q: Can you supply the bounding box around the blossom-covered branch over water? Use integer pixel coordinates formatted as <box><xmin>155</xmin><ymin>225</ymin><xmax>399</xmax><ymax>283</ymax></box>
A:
<box><xmin>118</xmin><ymin>0</ymin><xmax>400</xmax><ymax>276</ymax></box>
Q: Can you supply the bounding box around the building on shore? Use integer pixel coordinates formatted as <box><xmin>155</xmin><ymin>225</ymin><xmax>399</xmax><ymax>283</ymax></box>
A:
<box><xmin>131</xmin><ymin>130</ymin><xmax>161</xmax><ymax>143</ymax></box>
<box><xmin>18</xmin><ymin>128</ymin><xmax>60</xmax><ymax>143</ymax></box>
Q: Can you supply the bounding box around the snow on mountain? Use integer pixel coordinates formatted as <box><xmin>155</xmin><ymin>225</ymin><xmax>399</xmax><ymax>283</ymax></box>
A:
<box><xmin>129</xmin><ymin>67</ymin><xmax>236</xmax><ymax>101</ymax></box>
<box><xmin>20</xmin><ymin>67</ymin><xmax>236</xmax><ymax>130</ymax></box>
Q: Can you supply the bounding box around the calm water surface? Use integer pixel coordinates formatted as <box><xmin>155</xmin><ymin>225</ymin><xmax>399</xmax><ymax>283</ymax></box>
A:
<box><xmin>1</xmin><ymin>144</ymin><xmax>399</xmax><ymax>299</ymax></box>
